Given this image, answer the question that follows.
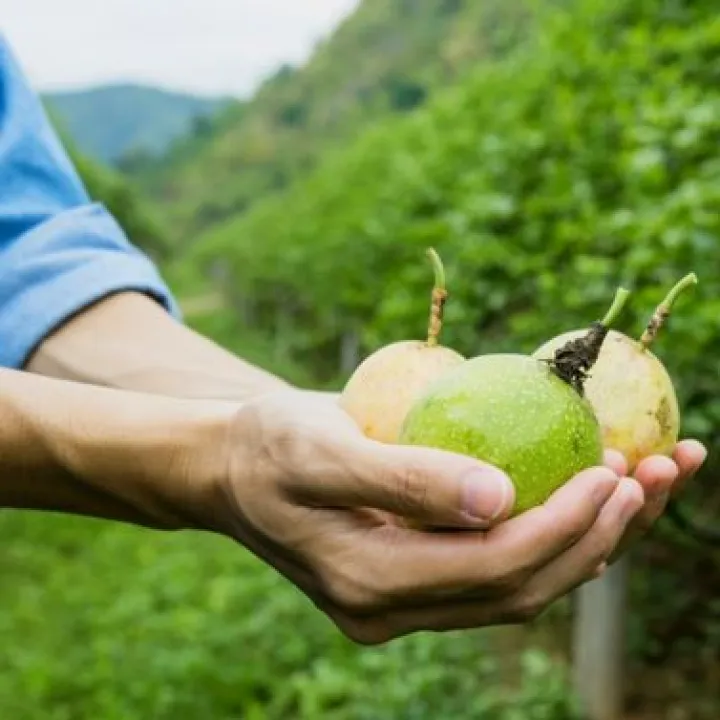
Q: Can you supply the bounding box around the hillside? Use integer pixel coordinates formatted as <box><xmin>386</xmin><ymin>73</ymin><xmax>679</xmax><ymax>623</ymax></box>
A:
<box><xmin>44</xmin><ymin>84</ymin><xmax>229</xmax><ymax>164</ymax></box>
<box><xmin>134</xmin><ymin>0</ymin><xmax>541</xmax><ymax>242</ymax></box>
<box><xmin>71</xmin><ymin>148</ymin><xmax>171</xmax><ymax>260</ymax></box>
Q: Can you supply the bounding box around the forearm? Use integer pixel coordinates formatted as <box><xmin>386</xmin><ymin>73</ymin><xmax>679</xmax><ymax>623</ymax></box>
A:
<box><xmin>25</xmin><ymin>292</ymin><xmax>290</xmax><ymax>401</ymax></box>
<box><xmin>0</xmin><ymin>367</ymin><xmax>235</xmax><ymax>531</ymax></box>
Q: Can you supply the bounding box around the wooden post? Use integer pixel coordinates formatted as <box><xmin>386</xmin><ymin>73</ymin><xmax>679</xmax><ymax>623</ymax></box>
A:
<box><xmin>340</xmin><ymin>328</ymin><xmax>361</xmax><ymax>376</ymax></box>
<box><xmin>572</xmin><ymin>557</ymin><xmax>629</xmax><ymax>720</ymax></box>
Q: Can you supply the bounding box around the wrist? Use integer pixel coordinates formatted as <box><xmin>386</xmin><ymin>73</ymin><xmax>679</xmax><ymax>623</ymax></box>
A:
<box><xmin>43</xmin><ymin>384</ymin><xmax>239</xmax><ymax>533</ymax></box>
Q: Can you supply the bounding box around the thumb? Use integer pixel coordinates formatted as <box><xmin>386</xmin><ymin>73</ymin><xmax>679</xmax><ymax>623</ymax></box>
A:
<box><xmin>306</xmin><ymin>436</ymin><xmax>516</xmax><ymax>529</ymax></box>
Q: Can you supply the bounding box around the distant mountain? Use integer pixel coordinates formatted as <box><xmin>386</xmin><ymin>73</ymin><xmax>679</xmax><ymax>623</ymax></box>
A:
<box><xmin>131</xmin><ymin>0</ymin><xmax>540</xmax><ymax>241</ymax></box>
<box><xmin>43</xmin><ymin>84</ymin><xmax>230</xmax><ymax>165</ymax></box>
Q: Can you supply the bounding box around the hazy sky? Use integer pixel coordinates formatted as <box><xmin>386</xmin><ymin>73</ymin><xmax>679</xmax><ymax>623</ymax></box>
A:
<box><xmin>0</xmin><ymin>0</ymin><xmax>360</xmax><ymax>96</ymax></box>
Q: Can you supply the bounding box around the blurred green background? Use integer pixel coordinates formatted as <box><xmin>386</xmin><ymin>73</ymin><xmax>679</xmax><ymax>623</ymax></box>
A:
<box><xmin>2</xmin><ymin>0</ymin><xmax>719</xmax><ymax>717</ymax></box>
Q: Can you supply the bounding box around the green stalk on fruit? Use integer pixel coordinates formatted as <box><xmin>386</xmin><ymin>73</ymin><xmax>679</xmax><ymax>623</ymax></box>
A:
<box><xmin>340</xmin><ymin>248</ymin><xmax>465</xmax><ymax>444</ymax></box>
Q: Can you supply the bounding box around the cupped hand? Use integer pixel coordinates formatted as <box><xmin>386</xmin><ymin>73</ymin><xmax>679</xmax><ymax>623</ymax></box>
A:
<box><xmin>603</xmin><ymin>439</ymin><xmax>707</xmax><ymax>561</ymax></box>
<box><xmin>213</xmin><ymin>389</ymin><xmax>644</xmax><ymax>645</ymax></box>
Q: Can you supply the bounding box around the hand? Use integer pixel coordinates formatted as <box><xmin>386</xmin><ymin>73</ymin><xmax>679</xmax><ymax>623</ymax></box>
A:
<box><xmin>211</xmin><ymin>389</ymin><xmax>644</xmax><ymax>645</ymax></box>
<box><xmin>604</xmin><ymin>440</ymin><xmax>707</xmax><ymax>561</ymax></box>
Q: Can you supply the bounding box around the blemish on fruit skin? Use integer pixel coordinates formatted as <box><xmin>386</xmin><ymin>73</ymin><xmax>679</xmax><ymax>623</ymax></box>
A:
<box><xmin>656</xmin><ymin>396</ymin><xmax>672</xmax><ymax>436</ymax></box>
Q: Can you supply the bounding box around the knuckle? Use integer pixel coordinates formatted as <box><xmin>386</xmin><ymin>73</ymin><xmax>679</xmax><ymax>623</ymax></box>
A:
<box><xmin>511</xmin><ymin>594</ymin><xmax>546</xmax><ymax>623</ymax></box>
<box><xmin>564</xmin><ymin>522</ymin><xmax>592</xmax><ymax>547</ymax></box>
<box><xmin>485</xmin><ymin>566</ymin><xmax>529</xmax><ymax>596</ymax></box>
<box><xmin>393</xmin><ymin>465</ymin><xmax>430</xmax><ymax>515</ymax></box>
<box><xmin>592</xmin><ymin>520</ymin><xmax>624</xmax><ymax>561</ymax></box>
<box><xmin>338</xmin><ymin>618</ymin><xmax>394</xmax><ymax>646</ymax></box>
<box><xmin>594</xmin><ymin>540</ymin><xmax>614</xmax><ymax>565</ymax></box>
<box><xmin>324</xmin><ymin>571</ymin><xmax>382</xmax><ymax>613</ymax></box>
<box><xmin>548</xmin><ymin>509</ymin><xmax>591</xmax><ymax>547</ymax></box>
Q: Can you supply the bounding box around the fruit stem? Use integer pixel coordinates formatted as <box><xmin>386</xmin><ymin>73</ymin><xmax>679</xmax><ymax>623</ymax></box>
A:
<box><xmin>640</xmin><ymin>273</ymin><xmax>698</xmax><ymax>350</ymax></box>
<box><xmin>601</xmin><ymin>287</ymin><xmax>631</xmax><ymax>328</ymax></box>
<box><xmin>549</xmin><ymin>286</ymin><xmax>630</xmax><ymax>396</ymax></box>
<box><xmin>426</xmin><ymin>248</ymin><xmax>447</xmax><ymax>347</ymax></box>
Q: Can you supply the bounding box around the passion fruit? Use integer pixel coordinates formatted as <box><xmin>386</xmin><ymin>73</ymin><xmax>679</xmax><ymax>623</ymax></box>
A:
<box><xmin>340</xmin><ymin>249</ymin><xmax>464</xmax><ymax>443</ymax></box>
<box><xmin>534</xmin><ymin>274</ymin><xmax>697</xmax><ymax>471</ymax></box>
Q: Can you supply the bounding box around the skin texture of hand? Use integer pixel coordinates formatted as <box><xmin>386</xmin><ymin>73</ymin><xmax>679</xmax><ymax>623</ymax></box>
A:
<box><xmin>24</xmin><ymin>287</ymin><xmax>705</xmax><ymax>552</ymax></box>
<box><xmin>211</xmin><ymin>389</ymin><xmax>648</xmax><ymax>645</ymax></box>
<box><xmin>0</xmin><ymin>368</ymin><xmax>235</xmax><ymax>531</ymax></box>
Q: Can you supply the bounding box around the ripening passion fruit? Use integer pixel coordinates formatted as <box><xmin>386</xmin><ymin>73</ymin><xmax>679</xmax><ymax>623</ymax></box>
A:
<box><xmin>533</xmin><ymin>273</ymin><xmax>697</xmax><ymax>471</ymax></box>
<box><xmin>339</xmin><ymin>248</ymin><xmax>465</xmax><ymax>444</ymax></box>
<box><xmin>399</xmin><ymin>287</ymin><xmax>631</xmax><ymax>515</ymax></box>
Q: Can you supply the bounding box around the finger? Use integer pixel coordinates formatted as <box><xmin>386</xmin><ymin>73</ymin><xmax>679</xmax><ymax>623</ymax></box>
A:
<box><xmin>630</xmin><ymin>455</ymin><xmax>677</xmax><ymax>529</ymax></box>
<box><xmin>509</xmin><ymin>477</ymin><xmax>644</xmax><ymax>612</ymax></box>
<box><xmin>335</xmin><ymin>480</ymin><xmax>643</xmax><ymax>643</ymax></box>
<box><xmin>606</xmin><ymin>453</ymin><xmax>685</xmax><ymax>564</ymax></box>
<box><xmin>340</xmin><ymin>466</ymin><xmax>620</xmax><ymax>604</ymax></box>
<box><xmin>293</xmin><ymin>437</ymin><xmax>516</xmax><ymax>530</ymax></box>
<box><xmin>604</xmin><ymin>449</ymin><xmax>628</xmax><ymax>477</ymax></box>
<box><xmin>634</xmin><ymin>454</ymin><xmax>678</xmax><ymax>495</ymax></box>
<box><xmin>671</xmin><ymin>439</ymin><xmax>707</xmax><ymax>495</ymax></box>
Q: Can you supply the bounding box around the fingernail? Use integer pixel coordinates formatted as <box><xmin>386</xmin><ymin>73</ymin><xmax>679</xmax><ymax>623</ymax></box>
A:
<box><xmin>461</xmin><ymin>468</ymin><xmax>515</xmax><ymax>524</ymax></box>
<box><xmin>689</xmin><ymin>440</ymin><xmax>708</xmax><ymax>466</ymax></box>
<box><xmin>653</xmin><ymin>455</ymin><xmax>679</xmax><ymax>480</ymax></box>
<box><xmin>590</xmin><ymin>468</ymin><xmax>621</xmax><ymax>505</ymax></box>
<box><xmin>619</xmin><ymin>478</ymin><xmax>644</xmax><ymax>522</ymax></box>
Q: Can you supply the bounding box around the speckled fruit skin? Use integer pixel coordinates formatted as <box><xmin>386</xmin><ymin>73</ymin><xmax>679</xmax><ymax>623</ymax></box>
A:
<box><xmin>399</xmin><ymin>354</ymin><xmax>603</xmax><ymax>515</ymax></box>
<box><xmin>340</xmin><ymin>340</ymin><xmax>465</xmax><ymax>444</ymax></box>
<box><xmin>534</xmin><ymin>329</ymin><xmax>679</xmax><ymax>471</ymax></box>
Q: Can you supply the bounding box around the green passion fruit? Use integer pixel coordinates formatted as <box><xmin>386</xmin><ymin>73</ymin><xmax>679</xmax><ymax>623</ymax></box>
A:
<box><xmin>399</xmin><ymin>287</ymin><xmax>630</xmax><ymax>515</ymax></box>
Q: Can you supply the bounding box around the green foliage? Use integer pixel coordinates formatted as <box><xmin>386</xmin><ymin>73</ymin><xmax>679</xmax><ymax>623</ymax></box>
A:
<box><xmin>70</xmin><ymin>147</ymin><xmax>172</xmax><ymax>261</ymax></box>
<box><xmin>136</xmin><ymin>0</ymin><xmax>542</xmax><ymax>241</ymax></box>
<box><xmin>43</xmin><ymin>84</ymin><xmax>228</xmax><ymax>164</ymax></box>
<box><xmin>44</xmin><ymin>105</ymin><xmax>172</xmax><ymax>259</ymax></box>
<box><xmin>0</xmin><ymin>511</ymin><xmax>580</xmax><ymax>719</ymax></box>
<box><xmin>193</xmin><ymin>0</ymin><xmax>720</xmax><ymax>468</ymax></box>
<box><xmin>6</xmin><ymin>0</ymin><xmax>718</xmax><ymax>716</ymax></box>
<box><xmin>183</xmin><ymin>5</ymin><xmax>720</xmax><ymax>706</ymax></box>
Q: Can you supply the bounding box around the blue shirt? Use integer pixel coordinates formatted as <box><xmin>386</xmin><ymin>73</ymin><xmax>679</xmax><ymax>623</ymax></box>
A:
<box><xmin>0</xmin><ymin>35</ymin><xmax>180</xmax><ymax>369</ymax></box>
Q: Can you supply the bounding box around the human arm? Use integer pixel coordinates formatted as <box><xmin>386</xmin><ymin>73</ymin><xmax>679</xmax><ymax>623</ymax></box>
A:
<box><xmin>20</xmin><ymin>285</ymin><xmax>707</xmax><ymax>545</ymax></box>
<box><xmin>24</xmin><ymin>290</ymin><xmax>290</xmax><ymax>401</ymax></box>
<box><xmin>0</xmin><ymin>368</ymin><xmax>648</xmax><ymax>644</ymax></box>
<box><xmin>0</xmin><ymin>366</ymin><xmax>236</xmax><ymax>529</ymax></box>
<box><xmin>0</xmin><ymin>35</ymin><xmax>289</xmax><ymax>400</ymax></box>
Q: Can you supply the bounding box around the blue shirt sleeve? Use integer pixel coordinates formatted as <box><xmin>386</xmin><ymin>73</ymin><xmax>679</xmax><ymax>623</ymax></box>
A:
<box><xmin>0</xmin><ymin>35</ymin><xmax>181</xmax><ymax>369</ymax></box>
